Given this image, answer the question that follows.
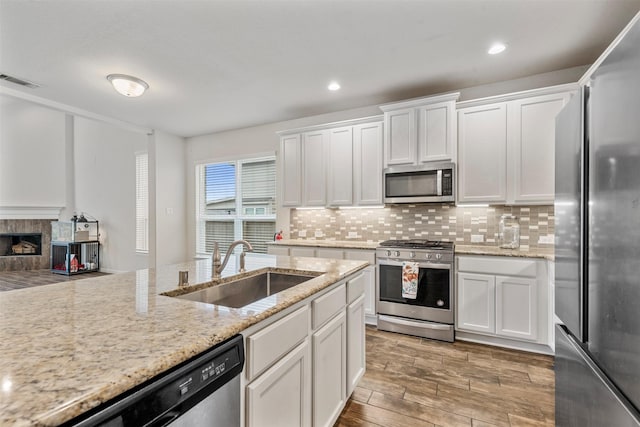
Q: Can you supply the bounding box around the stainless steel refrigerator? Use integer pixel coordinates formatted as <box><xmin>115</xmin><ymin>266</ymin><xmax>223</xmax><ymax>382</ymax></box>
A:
<box><xmin>554</xmin><ymin>14</ymin><xmax>640</xmax><ymax>426</ymax></box>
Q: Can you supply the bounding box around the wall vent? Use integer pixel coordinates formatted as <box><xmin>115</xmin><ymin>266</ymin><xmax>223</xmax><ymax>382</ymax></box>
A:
<box><xmin>0</xmin><ymin>73</ymin><xmax>40</xmax><ymax>88</ymax></box>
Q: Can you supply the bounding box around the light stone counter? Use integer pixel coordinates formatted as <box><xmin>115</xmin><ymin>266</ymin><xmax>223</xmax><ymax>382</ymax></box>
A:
<box><xmin>0</xmin><ymin>255</ymin><xmax>367</xmax><ymax>427</ymax></box>
<box><xmin>267</xmin><ymin>239</ymin><xmax>381</xmax><ymax>250</ymax></box>
<box><xmin>455</xmin><ymin>245</ymin><xmax>554</xmax><ymax>261</ymax></box>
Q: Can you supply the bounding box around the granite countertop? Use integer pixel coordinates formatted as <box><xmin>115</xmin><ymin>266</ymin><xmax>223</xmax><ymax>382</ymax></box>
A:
<box><xmin>267</xmin><ymin>239</ymin><xmax>380</xmax><ymax>250</ymax></box>
<box><xmin>268</xmin><ymin>239</ymin><xmax>554</xmax><ymax>260</ymax></box>
<box><xmin>455</xmin><ymin>245</ymin><xmax>554</xmax><ymax>260</ymax></box>
<box><xmin>0</xmin><ymin>255</ymin><xmax>368</xmax><ymax>427</ymax></box>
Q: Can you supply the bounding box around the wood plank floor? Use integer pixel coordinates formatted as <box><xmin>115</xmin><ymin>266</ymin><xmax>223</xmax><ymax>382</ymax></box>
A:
<box><xmin>336</xmin><ymin>326</ymin><xmax>555</xmax><ymax>427</ymax></box>
<box><xmin>0</xmin><ymin>269</ymin><xmax>108</xmax><ymax>291</ymax></box>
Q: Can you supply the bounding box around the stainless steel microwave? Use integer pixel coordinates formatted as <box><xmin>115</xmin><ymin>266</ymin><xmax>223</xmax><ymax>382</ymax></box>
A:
<box><xmin>383</xmin><ymin>162</ymin><xmax>455</xmax><ymax>203</ymax></box>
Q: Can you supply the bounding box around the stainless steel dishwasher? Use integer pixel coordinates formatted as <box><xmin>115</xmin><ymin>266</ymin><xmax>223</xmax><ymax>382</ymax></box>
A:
<box><xmin>67</xmin><ymin>334</ymin><xmax>244</xmax><ymax>427</ymax></box>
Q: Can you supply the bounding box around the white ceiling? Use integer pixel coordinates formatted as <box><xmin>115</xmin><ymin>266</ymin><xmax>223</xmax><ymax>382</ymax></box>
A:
<box><xmin>1</xmin><ymin>0</ymin><xmax>639</xmax><ymax>138</ymax></box>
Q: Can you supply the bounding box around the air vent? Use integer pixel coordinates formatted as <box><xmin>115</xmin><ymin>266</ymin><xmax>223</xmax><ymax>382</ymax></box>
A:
<box><xmin>0</xmin><ymin>73</ymin><xmax>40</xmax><ymax>88</ymax></box>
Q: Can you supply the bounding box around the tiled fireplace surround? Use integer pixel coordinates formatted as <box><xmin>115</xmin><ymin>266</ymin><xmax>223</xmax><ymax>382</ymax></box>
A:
<box><xmin>0</xmin><ymin>220</ymin><xmax>52</xmax><ymax>271</ymax></box>
<box><xmin>290</xmin><ymin>204</ymin><xmax>554</xmax><ymax>250</ymax></box>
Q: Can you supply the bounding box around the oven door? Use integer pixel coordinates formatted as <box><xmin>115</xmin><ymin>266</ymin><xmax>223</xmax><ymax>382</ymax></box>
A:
<box><xmin>377</xmin><ymin>259</ymin><xmax>453</xmax><ymax>324</ymax></box>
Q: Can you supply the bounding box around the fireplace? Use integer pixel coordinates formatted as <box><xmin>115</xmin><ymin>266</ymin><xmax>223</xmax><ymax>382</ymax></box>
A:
<box><xmin>0</xmin><ymin>220</ymin><xmax>52</xmax><ymax>271</ymax></box>
<box><xmin>0</xmin><ymin>233</ymin><xmax>42</xmax><ymax>256</ymax></box>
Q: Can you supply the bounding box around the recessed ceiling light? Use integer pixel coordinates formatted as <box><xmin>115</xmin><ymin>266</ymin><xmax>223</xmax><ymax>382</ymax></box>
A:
<box><xmin>488</xmin><ymin>43</ymin><xmax>507</xmax><ymax>55</ymax></box>
<box><xmin>106</xmin><ymin>74</ymin><xmax>149</xmax><ymax>97</ymax></box>
<box><xmin>328</xmin><ymin>81</ymin><xmax>341</xmax><ymax>91</ymax></box>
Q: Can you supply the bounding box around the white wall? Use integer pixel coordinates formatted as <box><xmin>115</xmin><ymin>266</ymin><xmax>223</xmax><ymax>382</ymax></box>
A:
<box><xmin>152</xmin><ymin>130</ymin><xmax>187</xmax><ymax>266</ymax></box>
<box><xmin>0</xmin><ymin>95</ymin><xmax>66</xmax><ymax>207</ymax></box>
<box><xmin>184</xmin><ymin>65</ymin><xmax>588</xmax><ymax>258</ymax></box>
<box><xmin>74</xmin><ymin>116</ymin><xmax>148</xmax><ymax>273</ymax></box>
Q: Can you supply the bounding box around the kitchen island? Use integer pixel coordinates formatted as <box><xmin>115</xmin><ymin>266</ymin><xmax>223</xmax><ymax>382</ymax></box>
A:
<box><xmin>0</xmin><ymin>254</ymin><xmax>368</xmax><ymax>426</ymax></box>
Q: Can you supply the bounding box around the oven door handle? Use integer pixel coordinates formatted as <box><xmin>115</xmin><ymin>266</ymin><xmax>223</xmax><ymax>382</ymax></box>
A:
<box><xmin>378</xmin><ymin>315</ymin><xmax>452</xmax><ymax>330</ymax></box>
<box><xmin>377</xmin><ymin>260</ymin><xmax>451</xmax><ymax>270</ymax></box>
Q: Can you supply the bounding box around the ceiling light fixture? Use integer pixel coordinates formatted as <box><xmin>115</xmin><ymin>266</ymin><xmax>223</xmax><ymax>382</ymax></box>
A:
<box><xmin>106</xmin><ymin>74</ymin><xmax>149</xmax><ymax>97</ymax></box>
<box><xmin>328</xmin><ymin>81</ymin><xmax>341</xmax><ymax>91</ymax></box>
<box><xmin>488</xmin><ymin>43</ymin><xmax>507</xmax><ymax>55</ymax></box>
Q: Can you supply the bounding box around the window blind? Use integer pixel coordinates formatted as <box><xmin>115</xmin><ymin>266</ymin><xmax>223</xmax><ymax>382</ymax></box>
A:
<box><xmin>196</xmin><ymin>157</ymin><xmax>276</xmax><ymax>255</ymax></box>
<box><xmin>135</xmin><ymin>152</ymin><xmax>149</xmax><ymax>253</ymax></box>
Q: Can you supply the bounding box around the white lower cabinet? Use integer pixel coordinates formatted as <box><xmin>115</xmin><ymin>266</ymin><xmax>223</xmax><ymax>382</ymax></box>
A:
<box><xmin>346</xmin><ymin>294</ymin><xmax>365</xmax><ymax>396</ymax></box>
<box><xmin>456</xmin><ymin>255</ymin><xmax>549</xmax><ymax>351</ymax></box>
<box><xmin>495</xmin><ymin>275</ymin><xmax>537</xmax><ymax>341</ymax></box>
<box><xmin>246</xmin><ymin>340</ymin><xmax>311</xmax><ymax>427</ymax></box>
<box><xmin>457</xmin><ymin>272</ymin><xmax>495</xmax><ymax>334</ymax></box>
<box><xmin>243</xmin><ymin>272</ymin><xmax>366</xmax><ymax>427</ymax></box>
<box><xmin>312</xmin><ymin>311</ymin><xmax>347</xmax><ymax>427</ymax></box>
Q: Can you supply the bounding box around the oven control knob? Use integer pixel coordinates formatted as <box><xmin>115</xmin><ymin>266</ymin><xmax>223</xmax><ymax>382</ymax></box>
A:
<box><xmin>435</xmin><ymin>253</ymin><xmax>442</xmax><ymax>260</ymax></box>
<box><xmin>386</xmin><ymin>250</ymin><xmax>391</xmax><ymax>257</ymax></box>
<box><xmin>393</xmin><ymin>251</ymin><xmax>400</xmax><ymax>257</ymax></box>
<box><xmin>409</xmin><ymin>251</ymin><xmax>415</xmax><ymax>258</ymax></box>
<box><xmin>426</xmin><ymin>253</ymin><xmax>432</xmax><ymax>259</ymax></box>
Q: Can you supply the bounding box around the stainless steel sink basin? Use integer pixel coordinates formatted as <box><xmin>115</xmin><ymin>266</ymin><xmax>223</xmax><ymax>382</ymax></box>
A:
<box><xmin>174</xmin><ymin>271</ymin><xmax>320</xmax><ymax>308</ymax></box>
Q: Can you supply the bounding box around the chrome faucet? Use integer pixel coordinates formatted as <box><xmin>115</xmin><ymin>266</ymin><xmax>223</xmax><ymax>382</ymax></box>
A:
<box><xmin>212</xmin><ymin>240</ymin><xmax>254</xmax><ymax>279</ymax></box>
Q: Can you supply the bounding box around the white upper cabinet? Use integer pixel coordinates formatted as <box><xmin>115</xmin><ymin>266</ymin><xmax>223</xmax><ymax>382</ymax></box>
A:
<box><xmin>327</xmin><ymin>126</ymin><xmax>354</xmax><ymax>206</ymax></box>
<box><xmin>457</xmin><ymin>103</ymin><xmax>508</xmax><ymax>203</ymax></box>
<box><xmin>380</xmin><ymin>92</ymin><xmax>460</xmax><ymax>167</ymax></box>
<box><xmin>457</xmin><ymin>84</ymin><xmax>576</xmax><ymax>205</ymax></box>
<box><xmin>508</xmin><ymin>92</ymin><xmax>572</xmax><ymax>204</ymax></box>
<box><xmin>278</xmin><ymin>116</ymin><xmax>383</xmax><ymax>208</ymax></box>
<box><xmin>353</xmin><ymin>122</ymin><xmax>383</xmax><ymax>205</ymax></box>
<box><xmin>302</xmin><ymin>130</ymin><xmax>327</xmax><ymax>206</ymax></box>
<box><xmin>280</xmin><ymin>134</ymin><xmax>302</xmax><ymax>206</ymax></box>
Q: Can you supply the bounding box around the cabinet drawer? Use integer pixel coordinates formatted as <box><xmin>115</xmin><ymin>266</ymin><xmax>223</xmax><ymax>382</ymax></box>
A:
<box><xmin>457</xmin><ymin>256</ymin><xmax>537</xmax><ymax>277</ymax></box>
<box><xmin>313</xmin><ymin>283</ymin><xmax>346</xmax><ymax>329</ymax></box>
<box><xmin>347</xmin><ymin>273</ymin><xmax>365</xmax><ymax>304</ymax></box>
<box><xmin>316</xmin><ymin>248</ymin><xmax>344</xmax><ymax>260</ymax></box>
<box><xmin>291</xmin><ymin>247</ymin><xmax>316</xmax><ymax>257</ymax></box>
<box><xmin>247</xmin><ymin>305</ymin><xmax>309</xmax><ymax>381</ymax></box>
<box><xmin>344</xmin><ymin>250</ymin><xmax>375</xmax><ymax>265</ymax></box>
<box><xmin>267</xmin><ymin>246</ymin><xmax>290</xmax><ymax>256</ymax></box>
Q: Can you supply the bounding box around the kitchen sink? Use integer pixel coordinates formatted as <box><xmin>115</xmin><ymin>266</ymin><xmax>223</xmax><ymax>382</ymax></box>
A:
<box><xmin>173</xmin><ymin>270</ymin><xmax>321</xmax><ymax>308</ymax></box>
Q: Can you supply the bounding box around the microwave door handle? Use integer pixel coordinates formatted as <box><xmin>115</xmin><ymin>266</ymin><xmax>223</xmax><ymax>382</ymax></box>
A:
<box><xmin>436</xmin><ymin>170</ymin><xmax>443</xmax><ymax>196</ymax></box>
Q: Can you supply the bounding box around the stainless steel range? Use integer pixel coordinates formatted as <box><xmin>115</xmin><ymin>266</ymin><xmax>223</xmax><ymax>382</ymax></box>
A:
<box><xmin>376</xmin><ymin>239</ymin><xmax>454</xmax><ymax>342</ymax></box>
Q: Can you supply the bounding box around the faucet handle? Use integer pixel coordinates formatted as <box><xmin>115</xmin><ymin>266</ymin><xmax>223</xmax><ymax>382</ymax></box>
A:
<box><xmin>239</xmin><ymin>251</ymin><xmax>246</xmax><ymax>273</ymax></box>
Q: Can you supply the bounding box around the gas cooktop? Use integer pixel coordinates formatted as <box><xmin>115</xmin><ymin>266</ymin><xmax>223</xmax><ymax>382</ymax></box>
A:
<box><xmin>378</xmin><ymin>239</ymin><xmax>454</xmax><ymax>251</ymax></box>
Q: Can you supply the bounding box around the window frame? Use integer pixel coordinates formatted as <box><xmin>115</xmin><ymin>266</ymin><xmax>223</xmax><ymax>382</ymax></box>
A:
<box><xmin>195</xmin><ymin>154</ymin><xmax>276</xmax><ymax>257</ymax></box>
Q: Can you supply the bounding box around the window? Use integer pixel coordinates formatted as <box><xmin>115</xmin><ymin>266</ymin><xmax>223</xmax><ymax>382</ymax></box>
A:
<box><xmin>135</xmin><ymin>151</ymin><xmax>149</xmax><ymax>253</ymax></box>
<box><xmin>196</xmin><ymin>157</ymin><xmax>276</xmax><ymax>255</ymax></box>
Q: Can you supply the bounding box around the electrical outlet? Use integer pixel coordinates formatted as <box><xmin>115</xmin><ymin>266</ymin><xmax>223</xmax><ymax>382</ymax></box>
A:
<box><xmin>299</xmin><ymin>230</ymin><xmax>307</xmax><ymax>237</ymax></box>
<box><xmin>471</xmin><ymin>234</ymin><xmax>484</xmax><ymax>243</ymax></box>
<box><xmin>538</xmin><ymin>235</ymin><xmax>555</xmax><ymax>244</ymax></box>
<box><xmin>314</xmin><ymin>231</ymin><xmax>323</xmax><ymax>237</ymax></box>
<box><xmin>347</xmin><ymin>231</ymin><xmax>358</xmax><ymax>238</ymax></box>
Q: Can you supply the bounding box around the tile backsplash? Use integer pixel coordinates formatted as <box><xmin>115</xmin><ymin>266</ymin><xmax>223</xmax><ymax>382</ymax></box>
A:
<box><xmin>290</xmin><ymin>204</ymin><xmax>554</xmax><ymax>250</ymax></box>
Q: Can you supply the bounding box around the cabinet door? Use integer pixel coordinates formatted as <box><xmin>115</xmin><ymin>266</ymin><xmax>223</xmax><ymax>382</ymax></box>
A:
<box><xmin>457</xmin><ymin>104</ymin><xmax>508</xmax><ymax>203</ymax></box>
<box><xmin>353</xmin><ymin>122</ymin><xmax>383</xmax><ymax>205</ymax></box>
<box><xmin>457</xmin><ymin>272</ymin><xmax>495</xmax><ymax>334</ymax></box>
<box><xmin>246</xmin><ymin>340</ymin><xmax>311</xmax><ymax>427</ymax></box>
<box><xmin>362</xmin><ymin>265</ymin><xmax>376</xmax><ymax>319</ymax></box>
<box><xmin>327</xmin><ymin>126</ymin><xmax>354</xmax><ymax>206</ymax></box>
<box><xmin>281</xmin><ymin>134</ymin><xmax>302</xmax><ymax>206</ymax></box>
<box><xmin>313</xmin><ymin>311</ymin><xmax>347</xmax><ymax>427</ymax></box>
<box><xmin>347</xmin><ymin>295</ymin><xmax>366</xmax><ymax>396</ymax></box>
<box><xmin>384</xmin><ymin>108</ymin><xmax>416</xmax><ymax>166</ymax></box>
<box><xmin>495</xmin><ymin>275</ymin><xmax>538</xmax><ymax>341</ymax></box>
<box><xmin>508</xmin><ymin>92</ymin><xmax>572</xmax><ymax>204</ymax></box>
<box><xmin>302</xmin><ymin>130</ymin><xmax>327</xmax><ymax>206</ymax></box>
<box><xmin>418</xmin><ymin>100</ymin><xmax>456</xmax><ymax>163</ymax></box>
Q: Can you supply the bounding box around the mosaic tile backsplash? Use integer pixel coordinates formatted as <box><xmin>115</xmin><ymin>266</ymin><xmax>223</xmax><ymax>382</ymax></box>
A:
<box><xmin>290</xmin><ymin>205</ymin><xmax>554</xmax><ymax>250</ymax></box>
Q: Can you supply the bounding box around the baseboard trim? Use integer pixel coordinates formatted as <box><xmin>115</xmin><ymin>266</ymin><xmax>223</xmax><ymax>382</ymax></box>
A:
<box><xmin>455</xmin><ymin>330</ymin><xmax>554</xmax><ymax>355</ymax></box>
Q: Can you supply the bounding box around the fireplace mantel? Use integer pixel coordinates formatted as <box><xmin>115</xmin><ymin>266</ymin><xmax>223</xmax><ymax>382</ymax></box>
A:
<box><xmin>0</xmin><ymin>206</ymin><xmax>63</xmax><ymax>220</ymax></box>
